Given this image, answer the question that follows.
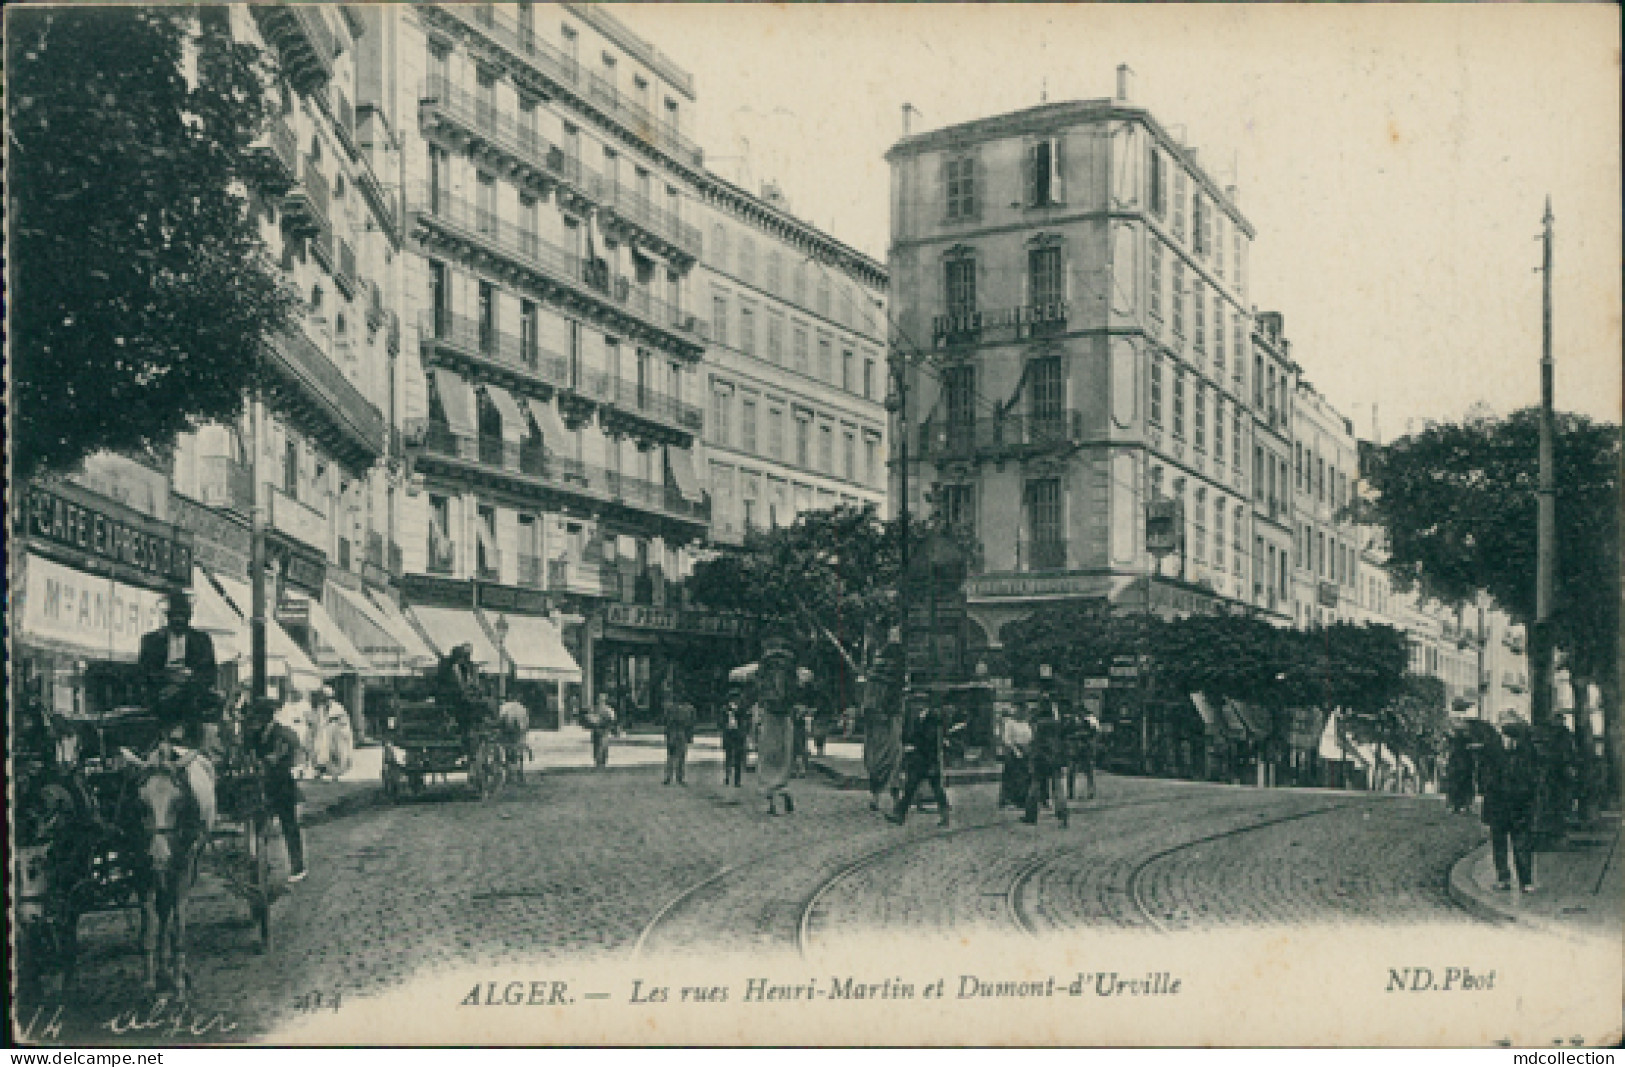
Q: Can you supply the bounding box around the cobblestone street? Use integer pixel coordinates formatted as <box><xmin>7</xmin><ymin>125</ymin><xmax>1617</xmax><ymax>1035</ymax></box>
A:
<box><xmin>22</xmin><ymin>766</ymin><xmax>1513</xmax><ymax>1043</ymax></box>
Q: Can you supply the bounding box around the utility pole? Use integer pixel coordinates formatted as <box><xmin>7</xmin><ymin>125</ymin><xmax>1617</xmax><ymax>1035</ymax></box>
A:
<box><xmin>250</xmin><ymin>390</ymin><xmax>269</xmax><ymax>703</ymax></box>
<box><xmin>1532</xmin><ymin>198</ymin><xmax>1556</xmax><ymax>725</ymax></box>
<box><xmin>888</xmin><ymin>346</ymin><xmax>910</xmax><ymax>683</ymax></box>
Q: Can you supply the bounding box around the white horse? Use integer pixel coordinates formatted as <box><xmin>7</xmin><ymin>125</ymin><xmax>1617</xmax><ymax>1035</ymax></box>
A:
<box><xmin>129</xmin><ymin>747</ymin><xmax>216</xmax><ymax>996</ymax></box>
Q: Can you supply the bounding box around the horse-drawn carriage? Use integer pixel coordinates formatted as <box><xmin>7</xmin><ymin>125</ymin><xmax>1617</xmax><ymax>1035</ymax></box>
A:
<box><xmin>15</xmin><ymin>703</ymin><xmax>280</xmax><ymax>997</ymax></box>
<box><xmin>379</xmin><ymin>686</ymin><xmax>530</xmax><ymax>802</ymax></box>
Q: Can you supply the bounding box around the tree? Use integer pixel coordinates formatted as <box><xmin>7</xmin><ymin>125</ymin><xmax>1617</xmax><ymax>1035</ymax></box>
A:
<box><xmin>8</xmin><ymin>7</ymin><xmax>298</xmax><ymax>482</ymax></box>
<box><xmin>1362</xmin><ymin>408</ymin><xmax>1621</xmax><ymax>703</ymax></box>
<box><xmin>687</xmin><ymin>505</ymin><xmax>903</xmax><ymax>690</ymax></box>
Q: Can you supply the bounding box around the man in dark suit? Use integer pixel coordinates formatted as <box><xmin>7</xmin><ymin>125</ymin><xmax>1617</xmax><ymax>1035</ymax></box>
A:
<box><xmin>887</xmin><ymin>693</ymin><xmax>951</xmax><ymax>828</ymax></box>
<box><xmin>137</xmin><ymin>591</ymin><xmax>220</xmax><ymax>748</ymax></box>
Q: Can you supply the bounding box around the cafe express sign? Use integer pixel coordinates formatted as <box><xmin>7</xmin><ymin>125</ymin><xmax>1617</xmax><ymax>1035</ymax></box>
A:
<box><xmin>23</xmin><ymin>482</ymin><xmax>193</xmax><ymax>586</ymax></box>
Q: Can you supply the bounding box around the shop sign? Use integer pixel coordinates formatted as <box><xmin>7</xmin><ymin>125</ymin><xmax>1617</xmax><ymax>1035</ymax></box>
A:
<box><xmin>477</xmin><ymin>582</ymin><xmax>550</xmax><ymax>615</ymax></box>
<box><xmin>22</xmin><ymin>482</ymin><xmax>193</xmax><ymax>586</ymax></box>
<box><xmin>20</xmin><ymin>553</ymin><xmax>168</xmax><ymax>661</ymax></box>
<box><xmin>168</xmin><ymin>493</ymin><xmax>251</xmax><ymax>578</ymax></box>
<box><xmin>602</xmin><ymin>603</ymin><xmax>745</xmax><ymax>637</ymax></box>
<box><xmin>965</xmin><ymin>575</ymin><xmax>1110</xmax><ymax>601</ymax></box>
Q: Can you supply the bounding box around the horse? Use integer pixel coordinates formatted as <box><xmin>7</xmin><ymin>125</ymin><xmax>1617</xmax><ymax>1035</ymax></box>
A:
<box><xmin>128</xmin><ymin>746</ymin><xmax>217</xmax><ymax>996</ymax></box>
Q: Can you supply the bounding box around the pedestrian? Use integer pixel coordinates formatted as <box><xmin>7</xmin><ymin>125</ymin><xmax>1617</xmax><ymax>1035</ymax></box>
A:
<box><xmin>1445</xmin><ymin>724</ymin><xmax>1476</xmax><ymax>814</ymax></box>
<box><xmin>887</xmin><ymin>692</ymin><xmax>951</xmax><ymax>827</ymax></box>
<box><xmin>862</xmin><ymin>645</ymin><xmax>904</xmax><ymax>812</ymax></box>
<box><xmin>663</xmin><ymin>687</ymin><xmax>696</xmax><ymax>785</ymax></box>
<box><xmin>791</xmin><ymin>700</ymin><xmax>811</xmax><ymax>778</ymax></box>
<box><xmin>812</xmin><ymin>704</ymin><xmax>832</xmax><ymax>758</ymax></box>
<box><xmin>245</xmin><ymin>697</ymin><xmax>307</xmax><ymax>883</ymax></box>
<box><xmin>720</xmin><ymin>686</ymin><xmax>749</xmax><ymax>788</ymax></box>
<box><xmin>137</xmin><ymin>590</ymin><xmax>222</xmax><ymax>755</ymax></box>
<box><xmin>1069</xmin><ymin>712</ymin><xmax>1099</xmax><ymax>802</ymax></box>
<box><xmin>753</xmin><ymin>634</ymin><xmax>799</xmax><ymax>815</ymax></box>
<box><xmin>588</xmin><ymin>691</ymin><xmax>616</xmax><ymax>769</ymax></box>
<box><xmin>277</xmin><ymin>687</ymin><xmax>315</xmax><ymax>780</ymax></box>
<box><xmin>998</xmin><ymin>702</ymin><xmax>1033</xmax><ymax>809</ymax></box>
<box><xmin>1481</xmin><ymin>719</ymin><xmax>1542</xmax><ymax>892</ymax></box>
<box><xmin>1024</xmin><ymin>696</ymin><xmax>1070</xmax><ymax>828</ymax></box>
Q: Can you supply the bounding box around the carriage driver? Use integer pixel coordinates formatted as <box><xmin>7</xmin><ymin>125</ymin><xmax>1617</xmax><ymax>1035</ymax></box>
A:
<box><xmin>137</xmin><ymin>590</ymin><xmax>223</xmax><ymax>756</ymax></box>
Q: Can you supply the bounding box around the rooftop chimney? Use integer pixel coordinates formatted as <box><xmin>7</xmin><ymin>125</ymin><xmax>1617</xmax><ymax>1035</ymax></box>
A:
<box><xmin>1115</xmin><ymin>64</ymin><xmax>1134</xmax><ymax>103</ymax></box>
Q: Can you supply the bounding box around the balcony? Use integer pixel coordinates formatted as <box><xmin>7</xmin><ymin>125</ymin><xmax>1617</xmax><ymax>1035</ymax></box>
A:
<box><xmin>365</xmin><ymin>280</ymin><xmax>385</xmax><ymax>331</ymax></box>
<box><xmin>418</xmin><ymin>78</ymin><xmax>700</xmax><ymax>265</ymax></box>
<box><xmin>518</xmin><ymin>553</ymin><xmax>545</xmax><ymax>588</ymax></box>
<box><xmin>414</xmin><ymin>423</ymin><xmax>709</xmax><ymax>534</ymax></box>
<box><xmin>261</xmin><ymin>323</ymin><xmax>387</xmax><ymax>473</ymax></box>
<box><xmin>418</xmin><ymin>308</ymin><xmax>571</xmax><ymax>397</ymax></box>
<box><xmin>428</xmin><ymin>537</ymin><xmax>457</xmax><ymax>575</ymax></box>
<box><xmin>426</xmin><ymin>5</ymin><xmax>706</xmax><ymax>174</ymax></box>
<box><xmin>252</xmin><ymin>5</ymin><xmax>335</xmax><ymax>94</ymax></box>
<box><xmin>197</xmin><ymin>455</ymin><xmax>254</xmax><ymax>513</ymax></box>
<box><xmin>282</xmin><ymin>158</ymin><xmax>330</xmax><ymax>238</ymax></box>
<box><xmin>330</xmin><ymin>86</ymin><xmax>358</xmax><ymax>160</ymax></box>
<box><xmin>246</xmin><ymin>115</ymin><xmax>299</xmax><ymax>195</ymax></box>
<box><xmin>600</xmin><ymin>376</ymin><xmax>704</xmax><ymax>446</ymax></box>
<box><xmin>930</xmin><ymin>301</ymin><xmax>1070</xmax><ymax>349</ymax></box>
<box><xmin>919</xmin><ymin>411</ymin><xmax>1089</xmax><ymax>462</ymax></box>
<box><xmin>1017</xmin><ymin>539</ymin><xmax>1068</xmax><ymax>572</ymax></box>
<box><xmin>334</xmin><ymin>236</ymin><xmax>358</xmax><ymax>298</ymax></box>
<box><xmin>405</xmin><ymin>184</ymin><xmax>706</xmax><ymax>359</ymax></box>
<box><xmin>309</xmin><ymin>222</ymin><xmax>335</xmax><ymax>273</ymax></box>
<box><xmin>269</xmin><ymin>486</ymin><xmax>329</xmax><ymax>554</ymax></box>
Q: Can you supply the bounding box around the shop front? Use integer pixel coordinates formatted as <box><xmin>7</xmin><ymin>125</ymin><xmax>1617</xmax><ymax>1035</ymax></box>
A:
<box><xmin>13</xmin><ymin>480</ymin><xmax>195</xmax><ymax>735</ymax></box>
<box><xmin>586</xmin><ymin>603</ymin><xmax>749</xmax><ymax>726</ymax></box>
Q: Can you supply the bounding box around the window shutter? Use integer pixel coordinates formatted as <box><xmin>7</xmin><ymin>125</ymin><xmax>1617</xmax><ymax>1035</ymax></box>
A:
<box><xmin>939</xmin><ymin>156</ymin><xmax>951</xmax><ymax>220</ymax></box>
<box><xmin>1023</xmin><ymin>144</ymin><xmax>1039</xmax><ymax>207</ymax></box>
<box><xmin>970</xmin><ymin>153</ymin><xmax>983</xmax><ymax>219</ymax></box>
<box><xmin>1049</xmin><ymin>136</ymin><xmax>1065</xmax><ymax>205</ymax></box>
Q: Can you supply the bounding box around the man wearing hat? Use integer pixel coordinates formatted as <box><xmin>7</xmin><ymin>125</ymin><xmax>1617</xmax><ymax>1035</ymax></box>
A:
<box><xmin>1481</xmin><ymin>716</ymin><xmax>1542</xmax><ymax>892</ymax></box>
<box><xmin>137</xmin><ymin>590</ymin><xmax>221</xmax><ymax>752</ymax></box>
<box><xmin>720</xmin><ymin>684</ymin><xmax>750</xmax><ymax>788</ymax></box>
<box><xmin>862</xmin><ymin>644</ymin><xmax>905</xmax><ymax>811</ymax></box>
<box><xmin>887</xmin><ymin>689</ymin><xmax>951</xmax><ymax>827</ymax></box>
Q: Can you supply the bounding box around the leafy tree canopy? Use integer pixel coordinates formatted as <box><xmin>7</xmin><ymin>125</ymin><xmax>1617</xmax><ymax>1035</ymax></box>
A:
<box><xmin>1361</xmin><ymin>409</ymin><xmax>1620</xmax><ymax>687</ymax></box>
<box><xmin>8</xmin><ymin>6</ymin><xmax>298</xmax><ymax>481</ymax></box>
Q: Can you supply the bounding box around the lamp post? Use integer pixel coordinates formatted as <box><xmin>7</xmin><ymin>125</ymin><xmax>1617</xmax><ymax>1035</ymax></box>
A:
<box><xmin>495</xmin><ymin>614</ymin><xmax>509</xmax><ymax>702</ymax></box>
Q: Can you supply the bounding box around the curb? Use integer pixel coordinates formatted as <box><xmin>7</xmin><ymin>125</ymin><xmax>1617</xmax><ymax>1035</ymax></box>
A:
<box><xmin>1446</xmin><ymin>843</ymin><xmax>1610</xmax><ymax>944</ymax></box>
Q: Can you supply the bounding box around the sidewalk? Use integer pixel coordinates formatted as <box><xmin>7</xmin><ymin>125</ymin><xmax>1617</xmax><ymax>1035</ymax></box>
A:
<box><xmin>294</xmin><ymin>728</ymin><xmax>738</xmax><ymax>819</ymax></box>
<box><xmin>1448</xmin><ymin>812</ymin><xmax>1622</xmax><ymax>941</ymax></box>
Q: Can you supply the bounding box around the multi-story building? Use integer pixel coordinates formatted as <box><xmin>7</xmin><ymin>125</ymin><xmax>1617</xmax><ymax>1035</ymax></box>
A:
<box><xmin>387</xmin><ymin>4</ymin><xmax>885</xmax><ymax>720</ymax></box>
<box><xmin>1290</xmin><ymin>378</ymin><xmax>1361</xmax><ymax>628</ymax></box>
<box><xmin>693</xmin><ymin>177</ymin><xmax>889</xmax><ymax>545</ymax></box>
<box><xmin>161</xmin><ymin>5</ymin><xmax>409</xmax><ymax>728</ymax></box>
<box><xmin>885</xmin><ymin>70</ymin><xmax>1261</xmax><ymax>656</ymax></box>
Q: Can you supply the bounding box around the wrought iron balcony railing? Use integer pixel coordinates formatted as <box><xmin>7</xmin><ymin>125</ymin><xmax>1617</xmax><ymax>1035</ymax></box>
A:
<box><xmin>261</xmin><ymin>321</ymin><xmax>386</xmax><ymax>470</ymax></box>
<box><xmin>419</xmin><ymin>308</ymin><xmax>572</xmax><ymax>393</ymax></box>
<box><xmin>919</xmin><ymin>411</ymin><xmax>1088</xmax><ymax>460</ymax></box>
<box><xmin>252</xmin><ymin>5</ymin><xmax>335</xmax><ymax>93</ymax></box>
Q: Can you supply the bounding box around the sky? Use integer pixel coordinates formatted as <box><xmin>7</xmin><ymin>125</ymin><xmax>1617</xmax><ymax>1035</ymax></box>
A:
<box><xmin>610</xmin><ymin>3</ymin><xmax>1621</xmax><ymax>438</ymax></box>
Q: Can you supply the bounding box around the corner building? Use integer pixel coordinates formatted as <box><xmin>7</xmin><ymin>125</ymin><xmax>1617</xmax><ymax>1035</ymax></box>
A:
<box><xmin>389</xmin><ymin>5</ymin><xmax>886</xmax><ymax>721</ymax></box>
<box><xmin>886</xmin><ymin>73</ymin><xmax>1263</xmax><ymax>658</ymax></box>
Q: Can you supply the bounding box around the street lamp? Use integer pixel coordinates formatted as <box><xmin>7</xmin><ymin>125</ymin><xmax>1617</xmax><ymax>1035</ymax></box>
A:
<box><xmin>494</xmin><ymin>614</ymin><xmax>509</xmax><ymax>702</ymax></box>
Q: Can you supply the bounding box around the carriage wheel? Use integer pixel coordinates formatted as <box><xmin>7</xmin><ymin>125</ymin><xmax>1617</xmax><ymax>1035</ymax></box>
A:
<box><xmin>248</xmin><ymin>814</ymin><xmax>272</xmax><ymax>952</ymax></box>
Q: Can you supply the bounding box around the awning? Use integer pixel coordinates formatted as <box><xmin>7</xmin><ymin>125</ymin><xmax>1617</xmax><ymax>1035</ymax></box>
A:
<box><xmin>478</xmin><ymin>609</ymin><xmax>581</xmax><ymax>682</ymax></box>
<box><xmin>191</xmin><ymin>566</ymin><xmax>247</xmax><ymax>663</ymax></box>
<box><xmin>433</xmin><ymin>367</ymin><xmax>478</xmax><ymax>436</ymax></box>
<box><xmin>667</xmin><ymin>445</ymin><xmax>704</xmax><ymax>503</ymax></box>
<box><xmin>209</xmin><ymin>572</ymin><xmax>323</xmax><ymax>687</ymax></box>
<box><xmin>526</xmin><ymin>396</ymin><xmax>570</xmax><ymax>450</ymax></box>
<box><xmin>282</xmin><ymin>590</ymin><xmax>370</xmax><ymax>673</ymax></box>
<box><xmin>1190</xmin><ymin>693</ymin><xmax>1220</xmax><ymax>733</ymax></box>
<box><xmin>17</xmin><ymin>553</ymin><xmax>170</xmax><ymax>664</ymax></box>
<box><xmin>326</xmin><ymin>583</ymin><xmax>428</xmax><ymax>675</ymax></box>
<box><xmin>362</xmin><ymin>588</ymin><xmax>440</xmax><ymax>668</ymax></box>
<box><xmin>1227</xmin><ymin>700</ymin><xmax>1273</xmax><ymax>739</ymax></box>
<box><xmin>482</xmin><ymin>383</ymin><xmax>529</xmax><ymax>442</ymax></box>
<box><xmin>407</xmin><ymin>604</ymin><xmax>502</xmax><ymax>669</ymax></box>
<box><xmin>1318</xmin><ymin>710</ymin><xmax>1351</xmax><ymax>762</ymax></box>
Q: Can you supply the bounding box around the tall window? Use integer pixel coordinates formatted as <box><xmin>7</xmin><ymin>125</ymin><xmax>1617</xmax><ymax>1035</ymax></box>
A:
<box><xmin>1029</xmin><ymin>245</ymin><xmax>1064</xmax><ymax>307</ymax></box>
<box><xmin>819</xmin><ymin>425</ymin><xmax>833</xmax><ymax>474</ymax></box>
<box><xmin>767</xmin><ymin>315</ymin><xmax>784</xmax><ymax>365</ymax></box>
<box><xmin>1215</xmin><ymin>214</ymin><xmax>1226</xmax><ymax>278</ymax></box>
<box><xmin>1193</xmin><ymin>284</ymin><xmax>1206</xmax><ymax>353</ymax></box>
<box><xmin>1253</xmin><ymin>353</ymin><xmax>1265</xmax><ymax>409</ymax></box>
<box><xmin>520</xmin><ymin>195</ymin><xmax>539</xmax><ymax>257</ymax></box>
<box><xmin>865</xmin><ymin>437</ymin><xmax>880</xmax><ymax>488</ymax></box>
<box><xmin>1171</xmin><ymin>262</ymin><xmax>1185</xmax><ymax>339</ymax></box>
<box><xmin>1149</xmin><ymin>356</ymin><xmax>1164</xmax><ymax>427</ymax></box>
<box><xmin>1025</xmin><ymin>137</ymin><xmax>1064</xmax><ymax>207</ymax></box>
<box><xmin>521</xmin><ymin>299</ymin><xmax>539</xmax><ymax>365</ymax></box>
<box><xmin>817</xmin><ymin>275</ymin><xmax>831</xmax><ymax>317</ymax></box>
<box><xmin>1295</xmin><ymin>443</ymin><xmax>1304</xmax><ymax>490</ymax></box>
<box><xmin>1233</xmin><ymin>508</ymin><xmax>1244</xmax><ymax>577</ymax></box>
<box><xmin>946</xmin><ymin>155</ymin><xmax>977</xmax><ymax>220</ymax></box>
<box><xmin>1254</xmin><ymin>445</ymin><xmax>1265</xmax><ymax>503</ymax></box>
<box><xmin>1173</xmin><ymin>170</ymin><xmax>1188</xmax><ymax>241</ymax></box>
<box><xmin>1192</xmin><ymin>195</ymin><xmax>1208</xmax><ymax>256</ymax></box>
<box><xmin>1029</xmin><ymin>356</ymin><xmax>1063</xmax><ymax>431</ymax></box>
<box><xmin>429</xmin><ymin>259</ymin><xmax>449</xmax><ymax>336</ymax></box>
<box><xmin>940</xmin><ymin>484</ymin><xmax>976</xmax><ymax>538</ymax></box>
<box><xmin>1213</xmin><ymin>397</ymin><xmax>1225</xmax><ymax>465</ymax></box>
<box><xmin>945</xmin><ymin>254</ymin><xmax>976</xmax><ymax>318</ymax></box>
<box><xmin>767</xmin><ymin>407</ymin><xmax>783</xmax><ymax>459</ymax></box>
<box><xmin>476</xmin><ymin>173</ymin><xmax>497</xmax><ymax>235</ymax></box>
<box><xmin>818</xmin><ymin>337</ymin><xmax>833</xmax><ymax>382</ymax></box>
<box><xmin>1214</xmin><ymin>306</ymin><xmax>1226</xmax><ymax>376</ymax></box>
<box><xmin>740</xmin><ymin>303</ymin><xmax>756</xmax><ymax>355</ymax></box>
<box><xmin>741</xmin><ymin>398</ymin><xmax>758</xmax><ymax>454</ymax></box>
<box><xmin>944</xmin><ymin>364</ymin><xmax>976</xmax><ymax>444</ymax></box>
<box><xmin>710</xmin><ymin>383</ymin><xmax>732</xmax><ymax>447</ymax></box>
<box><xmin>844</xmin><ymin>431</ymin><xmax>856</xmax><ymax>481</ymax></box>
<box><xmin>795</xmin><ymin>415</ymin><xmax>811</xmax><ymax>468</ymax></box>
<box><xmin>478</xmin><ymin>281</ymin><xmax>496</xmax><ymax>355</ymax></box>
<box><xmin>1025</xmin><ymin>479</ymin><xmax>1063</xmax><ymax>552</ymax></box>
<box><xmin>1232</xmin><ymin>408</ymin><xmax>1243</xmax><ymax>471</ymax></box>
<box><xmin>739</xmin><ymin>237</ymin><xmax>756</xmax><ymax>284</ymax></box>
<box><xmin>1193</xmin><ymin>385</ymin><xmax>1206</xmax><ymax>452</ymax></box>
<box><xmin>793</xmin><ymin>327</ymin><xmax>809</xmax><ymax>374</ymax></box>
<box><xmin>1149</xmin><ymin>147</ymin><xmax>1167</xmax><ymax>218</ymax></box>
<box><xmin>1172</xmin><ymin>371</ymin><xmax>1186</xmax><ymax>440</ymax></box>
<box><xmin>1148</xmin><ymin>240</ymin><xmax>1164</xmax><ymax>321</ymax></box>
<box><xmin>712</xmin><ymin>293</ymin><xmax>727</xmax><ymax>345</ymax></box>
<box><xmin>1233</xmin><ymin>320</ymin><xmax>1246</xmax><ymax>385</ymax></box>
<box><xmin>1214</xmin><ymin>496</ymin><xmax>1226</xmax><ymax>571</ymax></box>
<box><xmin>476</xmin><ymin>70</ymin><xmax>497</xmax><ymax>127</ymax></box>
<box><xmin>842</xmin><ymin>350</ymin><xmax>854</xmax><ymax>392</ymax></box>
<box><xmin>863</xmin><ymin>358</ymin><xmax>875</xmax><ymax>400</ymax></box>
<box><xmin>1193</xmin><ymin>490</ymin><xmax>1207</xmax><ymax>563</ymax></box>
<box><xmin>766</xmin><ymin>251</ymin><xmax>782</xmax><ymax>293</ymax></box>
